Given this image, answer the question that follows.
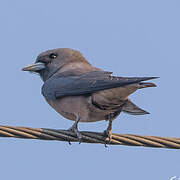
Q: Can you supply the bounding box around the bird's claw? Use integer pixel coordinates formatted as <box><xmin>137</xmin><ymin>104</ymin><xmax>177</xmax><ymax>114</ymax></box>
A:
<box><xmin>104</xmin><ymin>129</ymin><xmax>112</xmax><ymax>145</ymax></box>
<box><xmin>68</xmin><ymin>141</ymin><xmax>72</xmax><ymax>145</ymax></box>
<box><xmin>68</xmin><ymin>127</ymin><xmax>82</xmax><ymax>144</ymax></box>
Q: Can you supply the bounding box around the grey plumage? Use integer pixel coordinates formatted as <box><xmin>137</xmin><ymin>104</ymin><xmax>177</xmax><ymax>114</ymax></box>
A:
<box><xmin>23</xmin><ymin>48</ymin><xmax>158</xmax><ymax>142</ymax></box>
<box><xmin>42</xmin><ymin>70</ymin><xmax>157</xmax><ymax>100</ymax></box>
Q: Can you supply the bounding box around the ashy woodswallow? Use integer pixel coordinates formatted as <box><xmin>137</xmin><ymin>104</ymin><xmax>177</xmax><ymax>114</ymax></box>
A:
<box><xmin>22</xmin><ymin>48</ymin><xmax>158</xmax><ymax>142</ymax></box>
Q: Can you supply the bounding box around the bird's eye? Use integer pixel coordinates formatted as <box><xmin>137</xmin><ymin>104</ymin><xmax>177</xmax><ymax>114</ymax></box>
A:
<box><xmin>49</xmin><ymin>53</ymin><xmax>57</xmax><ymax>59</ymax></box>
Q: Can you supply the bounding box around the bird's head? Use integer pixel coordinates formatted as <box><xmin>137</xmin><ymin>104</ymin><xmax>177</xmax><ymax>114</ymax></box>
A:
<box><xmin>22</xmin><ymin>48</ymin><xmax>90</xmax><ymax>81</ymax></box>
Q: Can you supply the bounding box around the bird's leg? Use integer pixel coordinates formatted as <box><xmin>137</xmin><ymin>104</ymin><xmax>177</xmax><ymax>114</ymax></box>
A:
<box><xmin>68</xmin><ymin>116</ymin><xmax>82</xmax><ymax>143</ymax></box>
<box><xmin>104</xmin><ymin>115</ymin><xmax>113</xmax><ymax>144</ymax></box>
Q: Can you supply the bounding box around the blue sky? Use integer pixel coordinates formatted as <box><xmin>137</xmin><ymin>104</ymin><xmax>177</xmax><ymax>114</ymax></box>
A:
<box><xmin>0</xmin><ymin>0</ymin><xmax>180</xmax><ymax>179</ymax></box>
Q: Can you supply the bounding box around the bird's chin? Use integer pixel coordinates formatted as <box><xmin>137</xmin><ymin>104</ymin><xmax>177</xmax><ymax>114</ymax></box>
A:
<box><xmin>28</xmin><ymin>71</ymin><xmax>45</xmax><ymax>81</ymax></box>
<box><xmin>40</xmin><ymin>67</ymin><xmax>62</xmax><ymax>81</ymax></box>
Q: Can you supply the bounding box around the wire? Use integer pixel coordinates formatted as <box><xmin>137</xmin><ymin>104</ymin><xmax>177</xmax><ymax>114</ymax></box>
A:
<box><xmin>0</xmin><ymin>125</ymin><xmax>179</xmax><ymax>149</ymax></box>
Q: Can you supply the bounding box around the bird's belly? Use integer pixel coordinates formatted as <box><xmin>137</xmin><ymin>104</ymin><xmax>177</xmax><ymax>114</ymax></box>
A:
<box><xmin>45</xmin><ymin>96</ymin><xmax>110</xmax><ymax>122</ymax></box>
<box><xmin>45</xmin><ymin>85</ymin><xmax>138</xmax><ymax>123</ymax></box>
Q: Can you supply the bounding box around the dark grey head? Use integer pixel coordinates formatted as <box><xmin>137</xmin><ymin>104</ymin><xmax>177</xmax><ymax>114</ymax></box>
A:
<box><xmin>22</xmin><ymin>48</ymin><xmax>90</xmax><ymax>81</ymax></box>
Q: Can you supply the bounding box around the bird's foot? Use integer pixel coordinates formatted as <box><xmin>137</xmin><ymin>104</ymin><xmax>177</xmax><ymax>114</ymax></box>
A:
<box><xmin>103</xmin><ymin>129</ymin><xmax>112</xmax><ymax>145</ymax></box>
<box><xmin>68</xmin><ymin>141</ymin><xmax>72</xmax><ymax>145</ymax></box>
<box><xmin>68</xmin><ymin>126</ymin><xmax>82</xmax><ymax>144</ymax></box>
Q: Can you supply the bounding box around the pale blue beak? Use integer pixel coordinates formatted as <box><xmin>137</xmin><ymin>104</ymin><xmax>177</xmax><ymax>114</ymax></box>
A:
<box><xmin>22</xmin><ymin>62</ymin><xmax>45</xmax><ymax>72</ymax></box>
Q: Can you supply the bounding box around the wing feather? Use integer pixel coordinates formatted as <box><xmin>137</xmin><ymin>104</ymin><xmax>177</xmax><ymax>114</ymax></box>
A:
<box><xmin>42</xmin><ymin>71</ymin><xmax>158</xmax><ymax>100</ymax></box>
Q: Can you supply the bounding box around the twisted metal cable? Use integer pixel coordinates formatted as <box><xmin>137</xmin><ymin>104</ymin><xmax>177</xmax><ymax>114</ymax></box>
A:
<box><xmin>0</xmin><ymin>125</ymin><xmax>180</xmax><ymax>149</ymax></box>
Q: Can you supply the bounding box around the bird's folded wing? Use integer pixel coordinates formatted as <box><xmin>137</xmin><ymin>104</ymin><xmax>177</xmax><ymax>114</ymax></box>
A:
<box><xmin>42</xmin><ymin>70</ymin><xmax>158</xmax><ymax>100</ymax></box>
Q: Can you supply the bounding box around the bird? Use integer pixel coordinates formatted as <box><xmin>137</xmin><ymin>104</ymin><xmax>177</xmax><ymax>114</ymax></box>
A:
<box><xmin>22</xmin><ymin>48</ymin><xmax>158</xmax><ymax>143</ymax></box>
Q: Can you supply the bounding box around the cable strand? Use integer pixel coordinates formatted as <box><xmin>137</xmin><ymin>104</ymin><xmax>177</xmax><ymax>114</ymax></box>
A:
<box><xmin>0</xmin><ymin>125</ymin><xmax>179</xmax><ymax>149</ymax></box>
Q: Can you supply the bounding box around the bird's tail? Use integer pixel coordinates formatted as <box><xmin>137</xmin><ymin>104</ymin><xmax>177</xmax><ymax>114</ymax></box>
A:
<box><xmin>138</xmin><ymin>82</ymin><xmax>157</xmax><ymax>89</ymax></box>
<box><xmin>122</xmin><ymin>99</ymin><xmax>149</xmax><ymax>115</ymax></box>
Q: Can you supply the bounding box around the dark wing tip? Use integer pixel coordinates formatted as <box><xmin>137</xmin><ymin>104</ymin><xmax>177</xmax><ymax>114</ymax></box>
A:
<box><xmin>151</xmin><ymin>77</ymin><xmax>159</xmax><ymax>79</ymax></box>
<box><xmin>140</xmin><ymin>77</ymin><xmax>160</xmax><ymax>81</ymax></box>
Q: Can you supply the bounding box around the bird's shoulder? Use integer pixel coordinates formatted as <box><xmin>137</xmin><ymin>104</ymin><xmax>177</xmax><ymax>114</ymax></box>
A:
<box><xmin>53</xmin><ymin>69</ymin><xmax>113</xmax><ymax>79</ymax></box>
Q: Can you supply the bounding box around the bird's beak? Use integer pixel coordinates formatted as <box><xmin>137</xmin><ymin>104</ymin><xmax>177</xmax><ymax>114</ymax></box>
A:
<box><xmin>22</xmin><ymin>62</ymin><xmax>45</xmax><ymax>72</ymax></box>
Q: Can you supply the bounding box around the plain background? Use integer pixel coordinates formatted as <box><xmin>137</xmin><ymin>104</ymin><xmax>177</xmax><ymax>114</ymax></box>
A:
<box><xmin>0</xmin><ymin>0</ymin><xmax>180</xmax><ymax>179</ymax></box>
